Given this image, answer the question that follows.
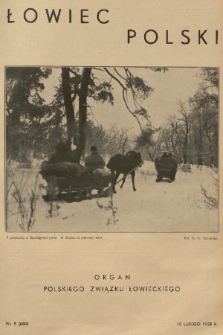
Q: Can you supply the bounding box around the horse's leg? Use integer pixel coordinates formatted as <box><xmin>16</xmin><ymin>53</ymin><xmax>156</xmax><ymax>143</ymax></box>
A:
<box><xmin>113</xmin><ymin>172</ymin><xmax>120</xmax><ymax>193</ymax></box>
<box><xmin>131</xmin><ymin>171</ymin><xmax>136</xmax><ymax>191</ymax></box>
<box><xmin>120</xmin><ymin>175</ymin><xmax>126</xmax><ymax>188</ymax></box>
<box><xmin>111</xmin><ymin>171</ymin><xmax>117</xmax><ymax>193</ymax></box>
<box><xmin>110</xmin><ymin>171</ymin><xmax>115</xmax><ymax>193</ymax></box>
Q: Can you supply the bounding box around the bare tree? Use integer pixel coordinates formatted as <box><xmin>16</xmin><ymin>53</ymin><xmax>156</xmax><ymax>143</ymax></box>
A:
<box><xmin>105</xmin><ymin>125</ymin><xmax>131</xmax><ymax>157</ymax></box>
<box><xmin>135</xmin><ymin>122</ymin><xmax>162</xmax><ymax>161</ymax></box>
<box><xmin>166</xmin><ymin>101</ymin><xmax>190</xmax><ymax>163</ymax></box>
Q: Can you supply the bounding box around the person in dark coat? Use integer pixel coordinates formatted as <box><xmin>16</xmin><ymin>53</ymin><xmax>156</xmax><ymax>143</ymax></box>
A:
<box><xmin>85</xmin><ymin>146</ymin><xmax>105</xmax><ymax>171</ymax></box>
<box><xmin>49</xmin><ymin>142</ymin><xmax>77</xmax><ymax>164</ymax></box>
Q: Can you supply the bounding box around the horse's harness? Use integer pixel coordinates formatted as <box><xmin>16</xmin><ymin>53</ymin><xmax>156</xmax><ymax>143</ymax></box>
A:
<box><xmin>114</xmin><ymin>162</ymin><xmax>143</xmax><ymax>185</ymax></box>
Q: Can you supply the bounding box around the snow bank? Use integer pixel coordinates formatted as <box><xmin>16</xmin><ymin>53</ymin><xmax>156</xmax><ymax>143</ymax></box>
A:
<box><xmin>6</xmin><ymin>161</ymin><xmax>218</xmax><ymax>233</ymax></box>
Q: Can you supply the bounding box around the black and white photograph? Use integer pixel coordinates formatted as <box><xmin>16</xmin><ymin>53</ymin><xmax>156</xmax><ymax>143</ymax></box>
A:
<box><xmin>5</xmin><ymin>66</ymin><xmax>219</xmax><ymax>233</ymax></box>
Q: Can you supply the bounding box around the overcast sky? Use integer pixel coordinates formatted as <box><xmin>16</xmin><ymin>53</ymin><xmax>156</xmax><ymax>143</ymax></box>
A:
<box><xmin>42</xmin><ymin>67</ymin><xmax>203</xmax><ymax>136</ymax></box>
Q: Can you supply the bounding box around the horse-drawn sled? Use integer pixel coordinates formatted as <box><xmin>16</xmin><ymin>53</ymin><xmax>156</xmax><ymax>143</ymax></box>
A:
<box><xmin>39</xmin><ymin>150</ymin><xmax>144</xmax><ymax>201</ymax></box>
<box><xmin>39</xmin><ymin>161</ymin><xmax>114</xmax><ymax>201</ymax></box>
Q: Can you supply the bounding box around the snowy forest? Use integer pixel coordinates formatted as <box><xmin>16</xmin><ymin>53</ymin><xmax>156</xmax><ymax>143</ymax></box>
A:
<box><xmin>5</xmin><ymin>67</ymin><xmax>219</xmax><ymax>233</ymax></box>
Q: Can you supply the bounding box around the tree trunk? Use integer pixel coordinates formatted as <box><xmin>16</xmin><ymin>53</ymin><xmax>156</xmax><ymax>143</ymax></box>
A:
<box><xmin>197</xmin><ymin>122</ymin><xmax>203</xmax><ymax>165</ymax></box>
<box><xmin>76</xmin><ymin>68</ymin><xmax>92</xmax><ymax>160</ymax></box>
<box><xmin>61</xmin><ymin>68</ymin><xmax>75</xmax><ymax>145</ymax></box>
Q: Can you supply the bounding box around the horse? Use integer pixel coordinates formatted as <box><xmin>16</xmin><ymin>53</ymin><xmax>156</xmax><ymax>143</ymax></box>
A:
<box><xmin>106</xmin><ymin>151</ymin><xmax>143</xmax><ymax>193</ymax></box>
<box><xmin>154</xmin><ymin>153</ymin><xmax>178</xmax><ymax>182</ymax></box>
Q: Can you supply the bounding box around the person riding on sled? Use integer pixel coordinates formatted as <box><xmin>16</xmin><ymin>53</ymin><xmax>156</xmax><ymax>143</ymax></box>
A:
<box><xmin>84</xmin><ymin>146</ymin><xmax>105</xmax><ymax>172</ymax></box>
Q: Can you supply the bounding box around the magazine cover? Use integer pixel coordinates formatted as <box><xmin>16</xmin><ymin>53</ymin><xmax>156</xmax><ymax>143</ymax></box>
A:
<box><xmin>1</xmin><ymin>1</ymin><xmax>222</xmax><ymax>334</ymax></box>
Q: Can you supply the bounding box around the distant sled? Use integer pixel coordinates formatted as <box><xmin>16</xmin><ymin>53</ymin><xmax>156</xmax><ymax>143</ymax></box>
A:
<box><xmin>154</xmin><ymin>153</ymin><xmax>178</xmax><ymax>183</ymax></box>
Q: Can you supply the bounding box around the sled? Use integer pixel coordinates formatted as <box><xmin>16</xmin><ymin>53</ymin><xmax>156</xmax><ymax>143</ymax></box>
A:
<box><xmin>154</xmin><ymin>153</ymin><xmax>178</xmax><ymax>182</ymax></box>
<box><xmin>39</xmin><ymin>162</ymin><xmax>114</xmax><ymax>201</ymax></box>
